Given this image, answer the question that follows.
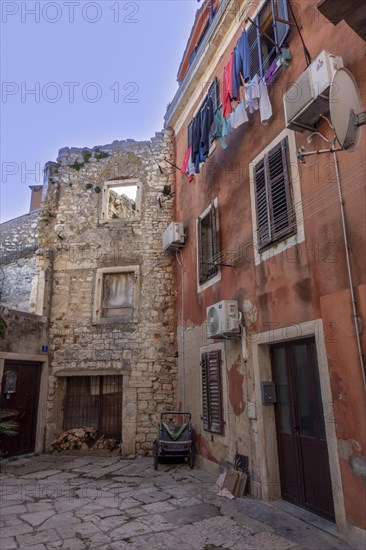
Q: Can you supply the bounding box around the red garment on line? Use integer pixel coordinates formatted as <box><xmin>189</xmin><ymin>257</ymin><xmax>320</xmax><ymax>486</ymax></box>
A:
<box><xmin>181</xmin><ymin>147</ymin><xmax>192</xmax><ymax>174</ymax></box>
<box><xmin>222</xmin><ymin>51</ymin><xmax>234</xmax><ymax>118</ymax></box>
<box><xmin>181</xmin><ymin>146</ymin><xmax>194</xmax><ymax>182</ymax></box>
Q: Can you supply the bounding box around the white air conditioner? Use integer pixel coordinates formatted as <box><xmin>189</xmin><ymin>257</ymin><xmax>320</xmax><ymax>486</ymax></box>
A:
<box><xmin>283</xmin><ymin>51</ymin><xmax>343</xmax><ymax>132</ymax></box>
<box><xmin>207</xmin><ymin>300</ymin><xmax>240</xmax><ymax>339</ymax></box>
<box><xmin>162</xmin><ymin>222</ymin><xmax>185</xmax><ymax>252</ymax></box>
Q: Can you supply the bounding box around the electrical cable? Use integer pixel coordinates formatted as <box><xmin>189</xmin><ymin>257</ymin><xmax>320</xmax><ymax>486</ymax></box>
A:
<box><xmin>288</xmin><ymin>0</ymin><xmax>311</xmax><ymax>67</ymax></box>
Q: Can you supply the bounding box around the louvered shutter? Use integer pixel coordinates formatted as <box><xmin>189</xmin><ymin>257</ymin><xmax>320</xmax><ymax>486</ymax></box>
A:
<box><xmin>267</xmin><ymin>136</ymin><xmax>294</xmax><ymax>240</ymax></box>
<box><xmin>248</xmin><ymin>21</ymin><xmax>261</xmax><ymax>79</ymax></box>
<box><xmin>198</xmin><ymin>216</ymin><xmax>206</xmax><ymax>284</ymax></box>
<box><xmin>273</xmin><ymin>0</ymin><xmax>290</xmax><ymax>48</ymax></box>
<box><xmin>209</xmin><ymin>204</ymin><xmax>219</xmax><ymax>279</ymax></box>
<box><xmin>201</xmin><ymin>354</ymin><xmax>209</xmax><ymax>430</ymax></box>
<box><xmin>207</xmin><ymin>350</ymin><xmax>223</xmax><ymax>433</ymax></box>
<box><xmin>209</xmin><ymin>78</ymin><xmax>219</xmax><ymax>145</ymax></box>
<box><xmin>254</xmin><ymin>159</ymin><xmax>271</xmax><ymax>249</ymax></box>
<box><xmin>188</xmin><ymin>121</ymin><xmax>193</xmax><ymax>148</ymax></box>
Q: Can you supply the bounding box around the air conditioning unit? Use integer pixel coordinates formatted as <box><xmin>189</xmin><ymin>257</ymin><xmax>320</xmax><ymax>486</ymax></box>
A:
<box><xmin>283</xmin><ymin>51</ymin><xmax>343</xmax><ymax>132</ymax></box>
<box><xmin>162</xmin><ymin>222</ymin><xmax>185</xmax><ymax>252</ymax></box>
<box><xmin>207</xmin><ymin>300</ymin><xmax>240</xmax><ymax>339</ymax></box>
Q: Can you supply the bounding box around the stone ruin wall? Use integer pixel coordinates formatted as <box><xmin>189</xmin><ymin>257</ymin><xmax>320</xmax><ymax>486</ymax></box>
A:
<box><xmin>36</xmin><ymin>131</ymin><xmax>178</xmax><ymax>454</ymax></box>
<box><xmin>0</xmin><ymin>211</ymin><xmax>39</xmax><ymax>312</ymax></box>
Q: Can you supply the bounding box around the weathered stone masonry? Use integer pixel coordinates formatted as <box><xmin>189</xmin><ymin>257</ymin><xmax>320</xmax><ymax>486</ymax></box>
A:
<box><xmin>35</xmin><ymin>131</ymin><xmax>178</xmax><ymax>455</ymax></box>
<box><xmin>0</xmin><ymin>210</ymin><xmax>39</xmax><ymax>312</ymax></box>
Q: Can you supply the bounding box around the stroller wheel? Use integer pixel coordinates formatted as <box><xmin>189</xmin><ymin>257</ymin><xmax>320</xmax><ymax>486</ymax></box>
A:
<box><xmin>188</xmin><ymin>442</ymin><xmax>195</xmax><ymax>469</ymax></box>
<box><xmin>153</xmin><ymin>441</ymin><xmax>158</xmax><ymax>470</ymax></box>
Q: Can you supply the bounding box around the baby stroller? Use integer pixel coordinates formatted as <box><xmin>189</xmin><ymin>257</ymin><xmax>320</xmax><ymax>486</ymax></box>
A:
<box><xmin>153</xmin><ymin>412</ymin><xmax>195</xmax><ymax>469</ymax></box>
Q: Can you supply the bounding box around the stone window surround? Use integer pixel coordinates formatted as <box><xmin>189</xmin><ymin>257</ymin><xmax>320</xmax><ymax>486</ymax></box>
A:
<box><xmin>249</xmin><ymin>129</ymin><xmax>305</xmax><ymax>266</ymax></box>
<box><xmin>92</xmin><ymin>265</ymin><xmax>140</xmax><ymax>324</ymax></box>
<box><xmin>100</xmin><ymin>178</ymin><xmax>142</xmax><ymax>222</ymax></box>
<box><xmin>196</xmin><ymin>197</ymin><xmax>221</xmax><ymax>293</ymax></box>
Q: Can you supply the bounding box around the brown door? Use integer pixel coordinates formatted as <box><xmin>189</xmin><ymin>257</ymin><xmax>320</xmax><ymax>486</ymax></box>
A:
<box><xmin>272</xmin><ymin>339</ymin><xmax>335</xmax><ymax>521</ymax></box>
<box><xmin>0</xmin><ymin>361</ymin><xmax>42</xmax><ymax>457</ymax></box>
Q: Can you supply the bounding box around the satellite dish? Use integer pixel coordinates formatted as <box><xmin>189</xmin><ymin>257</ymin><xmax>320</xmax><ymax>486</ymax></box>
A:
<box><xmin>330</xmin><ymin>68</ymin><xmax>363</xmax><ymax>152</ymax></box>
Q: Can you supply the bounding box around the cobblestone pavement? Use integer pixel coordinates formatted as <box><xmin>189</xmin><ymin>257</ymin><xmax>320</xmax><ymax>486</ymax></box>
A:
<box><xmin>0</xmin><ymin>454</ymin><xmax>350</xmax><ymax>549</ymax></box>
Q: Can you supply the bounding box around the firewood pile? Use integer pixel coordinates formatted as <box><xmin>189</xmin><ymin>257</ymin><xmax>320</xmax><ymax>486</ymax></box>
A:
<box><xmin>49</xmin><ymin>428</ymin><xmax>121</xmax><ymax>452</ymax></box>
<box><xmin>91</xmin><ymin>435</ymin><xmax>121</xmax><ymax>451</ymax></box>
<box><xmin>50</xmin><ymin>427</ymin><xmax>97</xmax><ymax>451</ymax></box>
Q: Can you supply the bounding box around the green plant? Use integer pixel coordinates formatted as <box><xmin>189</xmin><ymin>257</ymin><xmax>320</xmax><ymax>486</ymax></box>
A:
<box><xmin>94</xmin><ymin>186</ymin><xmax>102</xmax><ymax>193</ymax></box>
<box><xmin>0</xmin><ymin>409</ymin><xmax>18</xmax><ymax>437</ymax></box>
<box><xmin>82</xmin><ymin>150</ymin><xmax>92</xmax><ymax>163</ymax></box>
<box><xmin>69</xmin><ymin>161</ymin><xmax>84</xmax><ymax>171</ymax></box>
<box><xmin>85</xmin><ymin>183</ymin><xmax>93</xmax><ymax>190</ymax></box>
<box><xmin>94</xmin><ymin>148</ymin><xmax>110</xmax><ymax>160</ymax></box>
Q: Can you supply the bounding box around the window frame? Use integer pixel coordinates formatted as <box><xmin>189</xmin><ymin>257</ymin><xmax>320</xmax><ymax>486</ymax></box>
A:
<box><xmin>100</xmin><ymin>178</ymin><xmax>141</xmax><ymax>222</ymax></box>
<box><xmin>248</xmin><ymin>0</ymin><xmax>290</xmax><ymax>80</ymax></box>
<box><xmin>249</xmin><ymin>129</ymin><xmax>305</xmax><ymax>265</ymax></box>
<box><xmin>254</xmin><ymin>135</ymin><xmax>295</xmax><ymax>251</ymax></box>
<box><xmin>196</xmin><ymin>198</ymin><xmax>221</xmax><ymax>292</ymax></box>
<box><xmin>93</xmin><ymin>265</ymin><xmax>140</xmax><ymax>324</ymax></box>
<box><xmin>201</xmin><ymin>349</ymin><xmax>224</xmax><ymax>434</ymax></box>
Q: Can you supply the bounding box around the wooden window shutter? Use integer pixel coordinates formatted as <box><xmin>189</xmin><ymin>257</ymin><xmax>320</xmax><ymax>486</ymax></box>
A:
<box><xmin>201</xmin><ymin>354</ymin><xmax>209</xmax><ymax>430</ymax></box>
<box><xmin>254</xmin><ymin>159</ymin><xmax>271</xmax><ymax>249</ymax></box>
<box><xmin>209</xmin><ymin>204</ymin><xmax>219</xmax><ymax>278</ymax></box>
<box><xmin>248</xmin><ymin>19</ymin><xmax>261</xmax><ymax>79</ymax></box>
<box><xmin>255</xmin><ymin>137</ymin><xmax>294</xmax><ymax>250</ymax></box>
<box><xmin>187</xmin><ymin>121</ymin><xmax>193</xmax><ymax>148</ymax></box>
<box><xmin>207</xmin><ymin>350</ymin><xmax>223</xmax><ymax>434</ymax></box>
<box><xmin>268</xmin><ymin>136</ymin><xmax>294</xmax><ymax>240</ymax></box>
<box><xmin>198</xmin><ymin>204</ymin><xmax>219</xmax><ymax>285</ymax></box>
<box><xmin>272</xmin><ymin>0</ymin><xmax>290</xmax><ymax>48</ymax></box>
<box><xmin>198</xmin><ymin>215</ymin><xmax>208</xmax><ymax>284</ymax></box>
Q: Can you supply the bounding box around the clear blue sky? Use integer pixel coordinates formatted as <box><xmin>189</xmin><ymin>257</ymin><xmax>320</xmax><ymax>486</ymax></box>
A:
<box><xmin>0</xmin><ymin>1</ymin><xmax>199</xmax><ymax>222</ymax></box>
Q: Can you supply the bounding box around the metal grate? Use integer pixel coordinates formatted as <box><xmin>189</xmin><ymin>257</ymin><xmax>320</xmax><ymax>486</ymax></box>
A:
<box><xmin>63</xmin><ymin>376</ymin><xmax>123</xmax><ymax>438</ymax></box>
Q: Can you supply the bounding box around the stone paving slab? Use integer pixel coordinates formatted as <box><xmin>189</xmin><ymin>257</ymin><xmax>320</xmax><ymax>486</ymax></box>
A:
<box><xmin>0</xmin><ymin>454</ymin><xmax>352</xmax><ymax>550</ymax></box>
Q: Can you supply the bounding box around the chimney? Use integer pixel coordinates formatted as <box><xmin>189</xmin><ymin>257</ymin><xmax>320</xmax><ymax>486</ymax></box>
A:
<box><xmin>29</xmin><ymin>185</ymin><xmax>42</xmax><ymax>212</ymax></box>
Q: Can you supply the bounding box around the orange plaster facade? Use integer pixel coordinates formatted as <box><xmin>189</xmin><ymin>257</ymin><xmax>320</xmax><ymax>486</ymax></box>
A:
<box><xmin>165</xmin><ymin>0</ymin><xmax>366</xmax><ymax>546</ymax></box>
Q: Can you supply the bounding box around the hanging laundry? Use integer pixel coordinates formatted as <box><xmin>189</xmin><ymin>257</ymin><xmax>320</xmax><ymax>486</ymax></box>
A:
<box><xmin>264</xmin><ymin>58</ymin><xmax>279</xmax><ymax>85</ymax></box>
<box><xmin>232</xmin><ymin>29</ymin><xmax>251</xmax><ymax>99</ymax></box>
<box><xmin>259</xmin><ymin>77</ymin><xmax>273</xmax><ymax>124</ymax></box>
<box><xmin>246</xmin><ymin>74</ymin><xmax>260</xmax><ymax>114</ymax></box>
<box><xmin>222</xmin><ymin>51</ymin><xmax>235</xmax><ymax>118</ymax></box>
<box><xmin>229</xmin><ymin>99</ymin><xmax>249</xmax><ymax>129</ymax></box>
<box><xmin>181</xmin><ymin>147</ymin><xmax>192</xmax><ymax>175</ymax></box>
<box><xmin>213</xmin><ymin>106</ymin><xmax>228</xmax><ymax>149</ymax></box>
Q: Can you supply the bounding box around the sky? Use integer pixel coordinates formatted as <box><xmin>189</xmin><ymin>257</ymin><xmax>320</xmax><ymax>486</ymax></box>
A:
<box><xmin>0</xmin><ymin>0</ymin><xmax>200</xmax><ymax>222</ymax></box>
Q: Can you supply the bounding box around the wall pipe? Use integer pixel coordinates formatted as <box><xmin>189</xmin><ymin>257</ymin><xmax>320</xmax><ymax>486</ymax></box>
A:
<box><xmin>305</xmin><ymin>125</ymin><xmax>366</xmax><ymax>388</ymax></box>
<box><xmin>332</xmin><ymin>150</ymin><xmax>366</xmax><ymax>388</ymax></box>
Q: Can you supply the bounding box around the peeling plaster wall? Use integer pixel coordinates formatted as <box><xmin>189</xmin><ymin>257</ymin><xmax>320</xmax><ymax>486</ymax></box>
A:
<box><xmin>170</xmin><ymin>0</ymin><xmax>366</xmax><ymax>543</ymax></box>
<box><xmin>36</xmin><ymin>132</ymin><xmax>178</xmax><ymax>454</ymax></box>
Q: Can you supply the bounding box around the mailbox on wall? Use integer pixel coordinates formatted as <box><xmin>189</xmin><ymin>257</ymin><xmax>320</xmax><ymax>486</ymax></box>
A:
<box><xmin>261</xmin><ymin>381</ymin><xmax>277</xmax><ymax>404</ymax></box>
<box><xmin>3</xmin><ymin>370</ymin><xmax>17</xmax><ymax>399</ymax></box>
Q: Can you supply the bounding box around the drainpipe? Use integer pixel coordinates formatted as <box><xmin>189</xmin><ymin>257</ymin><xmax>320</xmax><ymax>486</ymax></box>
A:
<box><xmin>332</xmin><ymin>151</ymin><xmax>366</xmax><ymax>388</ymax></box>
<box><xmin>302</xmin><ymin>127</ymin><xmax>366</xmax><ymax>388</ymax></box>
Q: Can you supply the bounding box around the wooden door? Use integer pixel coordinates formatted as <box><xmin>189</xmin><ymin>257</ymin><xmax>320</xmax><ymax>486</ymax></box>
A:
<box><xmin>0</xmin><ymin>361</ymin><xmax>42</xmax><ymax>457</ymax></box>
<box><xmin>272</xmin><ymin>339</ymin><xmax>335</xmax><ymax>521</ymax></box>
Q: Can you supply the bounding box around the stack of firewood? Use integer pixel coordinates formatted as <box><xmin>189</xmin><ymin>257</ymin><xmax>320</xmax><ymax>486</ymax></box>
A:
<box><xmin>91</xmin><ymin>435</ymin><xmax>121</xmax><ymax>451</ymax></box>
<box><xmin>49</xmin><ymin>427</ymin><xmax>97</xmax><ymax>452</ymax></box>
